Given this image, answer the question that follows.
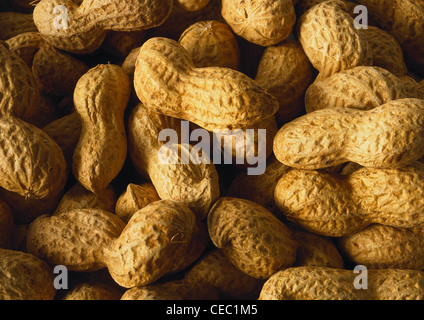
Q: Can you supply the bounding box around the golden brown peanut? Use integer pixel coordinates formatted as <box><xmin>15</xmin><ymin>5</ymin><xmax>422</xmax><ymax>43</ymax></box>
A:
<box><xmin>33</xmin><ymin>0</ymin><xmax>173</xmax><ymax>54</ymax></box>
<box><xmin>259</xmin><ymin>266</ymin><xmax>424</xmax><ymax>300</ymax></box>
<box><xmin>179</xmin><ymin>20</ymin><xmax>240</xmax><ymax>70</ymax></box>
<box><xmin>0</xmin><ymin>249</ymin><xmax>56</xmax><ymax>300</ymax></box>
<box><xmin>274</xmin><ymin>99</ymin><xmax>424</xmax><ymax>170</ymax></box>
<box><xmin>121</xmin><ymin>279</ymin><xmax>220</xmax><ymax>300</ymax></box>
<box><xmin>0</xmin><ymin>12</ymin><xmax>37</xmax><ymax>40</ymax></box>
<box><xmin>115</xmin><ymin>183</ymin><xmax>160</xmax><ymax>223</ymax></box>
<box><xmin>0</xmin><ymin>41</ymin><xmax>39</xmax><ymax>121</ymax></box>
<box><xmin>5</xmin><ymin>32</ymin><xmax>44</xmax><ymax>67</ymax></box>
<box><xmin>151</xmin><ymin>0</ymin><xmax>224</xmax><ymax>40</ymax></box>
<box><xmin>221</xmin><ymin>0</ymin><xmax>296</xmax><ymax>47</ymax></box>
<box><xmin>128</xmin><ymin>103</ymin><xmax>220</xmax><ymax>220</ymax></box>
<box><xmin>0</xmin><ymin>199</ymin><xmax>13</xmax><ymax>249</ymax></box>
<box><xmin>226</xmin><ymin>156</ymin><xmax>291</xmax><ymax>215</ymax></box>
<box><xmin>274</xmin><ymin>163</ymin><xmax>424</xmax><ymax>237</ymax></box>
<box><xmin>175</xmin><ymin>0</ymin><xmax>210</xmax><ymax>12</ymax></box>
<box><xmin>53</xmin><ymin>183</ymin><xmax>116</xmax><ymax>216</ymax></box>
<box><xmin>184</xmin><ymin>249</ymin><xmax>265</xmax><ymax>299</ymax></box>
<box><xmin>305</xmin><ymin>66</ymin><xmax>407</xmax><ymax>113</ymax></box>
<box><xmin>101</xmin><ymin>30</ymin><xmax>146</xmax><ymax>60</ymax></box>
<box><xmin>363</xmin><ymin>26</ymin><xmax>407</xmax><ymax>76</ymax></box>
<box><xmin>290</xmin><ymin>227</ymin><xmax>344</xmax><ymax>268</ymax></box>
<box><xmin>0</xmin><ymin>116</ymin><xmax>68</xmax><ymax>200</ymax></box>
<box><xmin>338</xmin><ymin>225</ymin><xmax>424</xmax><ymax>270</ymax></box>
<box><xmin>134</xmin><ymin>37</ymin><xmax>279</xmax><ymax>131</ymax></box>
<box><xmin>106</xmin><ymin>200</ymin><xmax>206</xmax><ymax>288</ymax></box>
<box><xmin>72</xmin><ymin>64</ymin><xmax>130</xmax><ymax>194</ymax></box>
<box><xmin>297</xmin><ymin>0</ymin><xmax>372</xmax><ymax>77</ymax></box>
<box><xmin>63</xmin><ymin>282</ymin><xmax>123</xmax><ymax>300</ymax></box>
<box><xmin>255</xmin><ymin>39</ymin><xmax>314</xmax><ymax>124</ymax></box>
<box><xmin>43</xmin><ymin>112</ymin><xmax>82</xmax><ymax>166</ymax></box>
<box><xmin>27</xmin><ymin>208</ymin><xmax>126</xmax><ymax>271</ymax></box>
<box><xmin>0</xmin><ymin>187</ymin><xmax>63</xmax><ymax>224</ymax></box>
<box><xmin>399</xmin><ymin>76</ymin><xmax>424</xmax><ymax>100</ymax></box>
<box><xmin>207</xmin><ymin>197</ymin><xmax>298</xmax><ymax>279</ymax></box>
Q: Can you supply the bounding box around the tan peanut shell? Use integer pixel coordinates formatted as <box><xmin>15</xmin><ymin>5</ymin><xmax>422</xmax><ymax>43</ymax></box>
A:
<box><xmin>27</xmin><ymin>208</ymin><xmax>126</xmax><ymax>271</ymax></box>
<box><xmin>259</xmin><ymin>266</ymin><xmax>424</xmax><ymax>300</ymax></box>
<box><xmin>33</xmin><ymin>0</ymin><xmax>173</xmax><ymax>54</ymax></box>
<box><xmin>0</xmin><ymin>12</ymin><xmax>37</xmax><ymax>40</ymax></box>
<box><xmin>338</xmin><ymin>225</ymin><xmax>424</xmax><ymax>270</ymax></box>
<box><xmin>43</xmin><ymin>112</ymin><xmax>82</xmax><ymax>166</ymax></box>
<box><xmin>179</xmin><ymin>20</ymin><xmax>240</xmax><ymax>70</ymax></box>
<box><xmin>0</xmin><ymin>116</ymin><xmax>68</xmax><ymax>199</ymax></box>
<box><xmin>0</xmin><ymin>249</ymin><xmax>56</xmax><ymax>300</ymax></box>
<box><xmin>0</xmin><ymin>41</ymin><xmax>39</xmax><ymax>121</ymax></box>
<box><xmin>399</xmin><ymin>76</ymin><xmax>424</xmax><ymax>100</ymax></box>
<box><xmin>363</xmin><ymin>26</ymin><xmax>407</xmax><ymax>76</ymax></box>
<box><xmin>221</xmin><ymin>0</ymin><xmax>296</xmax><ymax>47</ymax></box>
<box><xmin>305</xmin><ymin>66</ymin><xmax>407</xmax><ymax>113</ymax></box>
<box><xmin>128</xmin><ymin>103</ymin><xmax>220</xmax><ymax>220</ymax></box>
<box><xmin>63</xmin><ymin>282</ymin><xmax>123</xmax><ymax>300</ymax></box>
<box><xmin>297</xmin><ymin>0</ymin><xmax>372</xmax><ymax>77</ymax></box>
<box><xmin>105</xmin><ymin>200</ymin><xmax>205</xmax><ymax>288</ymax></box>
<box><xmin>134</xmin><ymin>37</ymin><xmax>279</xmax><ymax>131</ymax></box>
<box><xmin>5</xmin><ymin>32</ymin><xmax>44</xmax><ymax>67</ymax></box>
<box><xmin>175</xmin><ymin>0</ymin><xmax>210</xmax><ymax>12</ymax></box>
<box><xmin>274</xmin><ymin>163</ymin><xmax>424</xmax><ymax>237</ymax></box>
<box><xmin>274</xmin><ymin>98</ymin><xmax>424</xmax><ymax>170</ymax></box>
<box><xmin>0</xmin><ymin>199</ymin><xmax>13</xmax><ymax>249</ymax></box>
<box><xmin>121</xmin><ymin>279</ymin><xmax>220</xmax><ymax>300</ymax></box>
<box><xmin>207</xmin><ymin>197</ymin><xmax>298</xmax><ymax>279</ymax></box>
<box><xmin>72</xmin><ymin>64</ymin><xmax>130</xmax><ymax>194</ymax></box>
<box><xmin>226</xmin><ymin>156</ymin><xmax>291</xmax><ymax>215</ymax></box>
<box><xmin>115</xmin><ymin>183</ymin><xmax>160</xmax><ymax>223</ymax></box>
<box><xmin>184</xmin><ymin>249</ymin><xmax>265</xmax><ymax>299</ymax></box>
<box><xmin>53</xmin><ymin>183</ymin><xmax>116</xmax><ymax>216</ymax></box>
<box><xmin>255</xmin><ymin>39</ymin><xmax>314</xmax><ymax>124</ymax></box>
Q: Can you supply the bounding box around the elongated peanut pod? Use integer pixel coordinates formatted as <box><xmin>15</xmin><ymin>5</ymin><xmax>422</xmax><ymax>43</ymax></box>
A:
<box><xmin>274</xmin><ymin>163</ymin><xmax>424</xmax><ymax>237</ymax></box>
<box><xmin>72</xmin><ymin>64</ymin><xmax>130</xmax><ymax>194</ymax></box>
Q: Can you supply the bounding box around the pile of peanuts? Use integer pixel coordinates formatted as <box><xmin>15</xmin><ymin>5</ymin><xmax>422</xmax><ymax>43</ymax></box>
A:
<box><xmin>0</xmin><ymin>0</ymin><xmax>424</xmax><ymax>300</ymax></box>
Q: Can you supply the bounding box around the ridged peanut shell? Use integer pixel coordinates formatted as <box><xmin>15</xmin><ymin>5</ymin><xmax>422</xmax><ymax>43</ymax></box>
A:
<box><xmin>207</xmin><ymin>197</ymin><xmax>298</xmax><ymax>279</ymax></box>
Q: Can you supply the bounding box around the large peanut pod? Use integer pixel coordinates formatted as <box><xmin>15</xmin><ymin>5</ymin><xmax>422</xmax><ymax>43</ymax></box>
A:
<box><xmin>0</xmin><ymin>116</ymin><xmax>68</xmax><ymax>199</ymax></box>
<box><xmin>134</xmin><ymin>37</ymin><xmax>279</xmax><ymax>131</ymax></box>
<box><xmin>128</xmin><ymin>103</ymin><xmax>219</xmax><ymax>220</ymax></box>
<box><xmin>274</xmin><ymin>99</ymin><xmax>424</xmax><ymax>170</ymax></box>
<box><xmin>259</xmin><ymin>266</ymin><xmax>424</xmax><ymax>300</ymax></box>
<box><xmin>274</xmin><ymin>163</ymin><xmax>424</xmax><ymax>237</ymax></box>
<box><xmin>0</xmin><ymin>249</ymin><xmax>56</xmax><ymax>300</ymax></box>
<box><xmin>207</xmin><ymin>197</ymin><xmax>298</xmax><ymax>279</ymax></box>
<box><xmin>72</xmin><ymin>64</ymin><xmax>130</xmax><ymax>194</ymax></box>
<box><xmin>221</xmin><ymin>0</ymin><xmax>296</xmax><ymax>47</ymax></box>
<box><xmin>338</xmin><ymin>225</ymin><xmax>424</xmax><ymax>270</ymax></box>
<box><xmin>0</xmin><ymin>42</ymin><xmax>39</xmax><ymax>121</ymax></box>
<box><xmin>33</xmin><ymin>0</ymin><xmax>173</xmax><ymax>54</ymax></box>
<box><xmin>305</xmin><ymin>66</ymin><xmax>407</xmax><ymax>113</ymax></box>
<box><xmin>105</xmin><ymin>200</ymin><xmax>203</xmax><ymax>288</ymax></box>
<box><xmin>297</xmin><ymin>0</ymin><xmax>372</xmax><ymax>77</ymax></box>
<box><xmin>26</xmin><ymin>209</ymin><xmax>126</xmax><ymax>271</ymax></box>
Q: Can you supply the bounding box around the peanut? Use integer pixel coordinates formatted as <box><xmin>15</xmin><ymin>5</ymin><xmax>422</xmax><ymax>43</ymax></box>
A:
<box><xmin>399</xmin><ymin>75</ymin><xmax>424</xmax><ymax>100</ymax></box>
<box><xmin>133</xmin><ymin>37</ymin><xmax>279</xmax><ymax>131</ymax></box>
<box><xmin>33</xmin><ymin>0</ymin><xmax>173</xmax><ymax>54</ymax></box>
<box><xmin>297</xmin><ymin>0</ymin><xmax>372</xmax><ymax>77</ymax></box>
<box><xmin>175</xmin><ymin>0</ymin><xmax>210</xmax><ymax>12</ymax></box>
<box><xmin>0</xmin><ymin>248</ymin><xmax>56</xmax><ymax>300</ymax></box>
<box><xmin>255</xmin><ymin>39</ymin><xmax>314</xmax><ymax>124</ymax></box>
<box><xmin>63</xmin><ymin>282</ymin><xmax>123</xmax><ymax>300</ymax></box>
<box><xmin>259</xmin><ymin>266</ymin><xmax>424</xmax><ymax>300</ymax></box>
<box><xmin>305</xmin><ymin>66</ymin><xmax>407</xmax><ymax>113</ymax></box>
<box><xmin>274</xmin><ymin>163</ymin><xmax>424</xmax><ymax>237</ymax></box>
<box><xmin>207</xmin><ymin>197</ymin><xmax>298</xmax><ymax>279</ymax></box>
<box><xmin>221</xmin><ymin>0</ymin><xmax>296</xmax><ymax>47</ymax></box>
<box><xmin>338</xmin><ymin>225</ymin><xmax>424</xmax><ymax>270</ymax></box>
<box><xmin>115</xmin><ymin>182</ymin><xmax>160</xmax><ymax>223</ymax></box>
<box><xmin>72</xmin><ymin>64</ymin><xmax>130</xmax><ymax>194</ymax></box>
<box><xmin>179</xmin><ymin>20</ymin><xmax>240</xmax><ymax>70</ymax></box>
<box><xmin>274</xmin><ymin>98</ymin><xmax>424</xmax><ymax>170</ymax></box>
